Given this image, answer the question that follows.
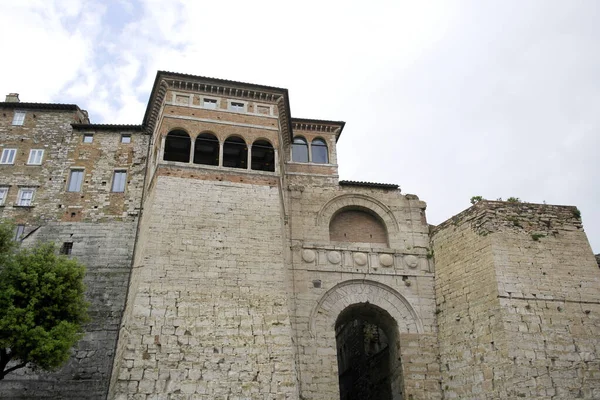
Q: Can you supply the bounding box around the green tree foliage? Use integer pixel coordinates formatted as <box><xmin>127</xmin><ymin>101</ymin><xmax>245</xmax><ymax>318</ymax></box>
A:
<box><xmin>0</xmin><ymin>223</ymin><xmax>88</xmax><ymax>380</ymax></box>
<box><xmin>470</xmin><ymin>196</ymin><xmax>483</xmax><ymax>205</ymax></box>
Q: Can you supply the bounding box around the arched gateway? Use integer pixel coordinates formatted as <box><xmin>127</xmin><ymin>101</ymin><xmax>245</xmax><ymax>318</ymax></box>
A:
<box><xmin>307</xmin><ymin>280</ymin><xmax>422</xmax><ymax>400</ymax></box>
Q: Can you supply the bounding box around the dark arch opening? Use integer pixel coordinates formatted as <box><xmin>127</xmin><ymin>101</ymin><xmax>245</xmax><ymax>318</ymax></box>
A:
<box><xmin>164</xmin><ymin>130</ymin><xmax>191</xmax><ymax>163</ymax></box>
<box><xmin>336</xmin><ymin>303</ymin><xmax>402</xmax><ymax>400</ymax></box>
<box><xmin>329</xmin><ymin>207</ymin><xmax>388</xmax><ymax>245</ymax></box>
<box><xmin>292</xmin><ymin>136</ymin><xmax>308</xmax><ymax>162</ymax></box>
<box><xmin>311</xmin><ymin>137</ymin><xmax>329</xmax><ymax>164</ymax></box>
<box><xmin>194</xmin><ymin>133</ymin><xmax>219</xmax><ymax>166</ymax></box>
<box><xmin>223</xmin><ymin>136</ymin><xmax>247</xmax><ymax>169</ymax></box>
<box><xmin>251</xmin><ymin>140</ymin><xmax>275</xmax><ymax>172</ymax></box>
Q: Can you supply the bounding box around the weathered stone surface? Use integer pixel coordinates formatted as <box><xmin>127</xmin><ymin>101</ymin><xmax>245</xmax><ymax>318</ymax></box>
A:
<box><xmin>432</xmin><ymin>201</ymin><xmax>600</xmax><ymax>400</ymax></box>
<box><xmin>1</xmin><ymin>73</ymin><xmax>598</xmax><ymax>400</ymax></box>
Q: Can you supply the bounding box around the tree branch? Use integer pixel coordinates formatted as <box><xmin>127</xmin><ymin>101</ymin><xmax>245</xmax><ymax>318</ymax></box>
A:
<box><xmin>1</xmin><ymin>362</ymin><xmax>27</xmax><ymax>379</ymax></box>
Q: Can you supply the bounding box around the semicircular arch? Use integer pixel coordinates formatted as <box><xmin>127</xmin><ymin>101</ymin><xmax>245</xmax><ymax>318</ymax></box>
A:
<box><xmin>309</xmin><ymin>279</ymin><xmax>422</xmax><ymax>338</ymax></box>
<box><xmin>317</xmin><ymin>193</ymin><xmax>399</xmax><ymax>233</ymax></box>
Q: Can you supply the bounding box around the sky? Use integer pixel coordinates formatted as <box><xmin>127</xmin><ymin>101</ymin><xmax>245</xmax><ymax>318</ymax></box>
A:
<box><xmin>1</xmin><ymin>1</ymin><xmax>598</xmax><ymax>253</ymax></box>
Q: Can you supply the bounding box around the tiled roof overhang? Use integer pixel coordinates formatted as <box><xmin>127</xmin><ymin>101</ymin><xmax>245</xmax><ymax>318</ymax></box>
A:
<box><xmin>339</xmin><ymin>180</ymin><xmax>399</xmax><ymax>190</ymax></box>
<box><xmin>0</xmin><ymin>102</ymin><xmax>80</xmax><ymax>111</ymax></box>
<box><xmin>71</xmin><ymin>124</ymin><xmax>144</xmax><ymax>131</ymax></box>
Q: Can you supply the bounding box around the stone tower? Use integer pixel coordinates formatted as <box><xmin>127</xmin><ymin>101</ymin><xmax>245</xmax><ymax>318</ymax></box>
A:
<box><xmin>107</xmin><ymin>72</ymin><xmax>441</xmax><ymax>399</ymax></box>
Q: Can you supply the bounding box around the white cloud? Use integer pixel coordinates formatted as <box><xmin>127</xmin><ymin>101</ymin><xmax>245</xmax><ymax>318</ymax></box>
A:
<box><xmin>1</xmin><ymin>0</ymin><xmax>598</xmax><ymax>251</ymax></box>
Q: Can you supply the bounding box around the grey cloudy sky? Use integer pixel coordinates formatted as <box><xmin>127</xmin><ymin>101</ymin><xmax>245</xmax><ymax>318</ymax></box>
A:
<box><xmin>1</xmin><ymin>1</ymin><xmax>598</xmax><ymax>252</ymax></box>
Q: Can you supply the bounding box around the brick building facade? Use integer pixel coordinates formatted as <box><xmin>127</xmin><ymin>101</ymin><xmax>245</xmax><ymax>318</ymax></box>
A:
<box><xmin>0</xmin><ymin>71</ymin><xmax>598</xmax><ymax>399</ymax></box>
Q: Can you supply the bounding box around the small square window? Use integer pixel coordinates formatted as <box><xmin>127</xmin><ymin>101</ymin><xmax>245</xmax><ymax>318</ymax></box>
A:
<box><xmin>60</xmin><ymin>242</ymin><xmax>73</xmax><ymax>255</ymax></box>
<box><xmin>27</xmin><ymin>149</ymin><xmax>44</xmax><ymax>165</ymax></box>
<box><xmin>67</xmin><ymin>170</ymin><xmax>84</xmax><ymax>192</ymax></box>
<box><xmin>203</xmin><ymin>98</ymin><xmax>218</xmax><ymax>109</ymax></box>
<box><xmin>17</xmin><ymin>188</ymin><xmax>35</xmax><ymax>206</ymax></box>
<box><xmin>12</xmin><ymin>111</ymin><xmax>25</xmax><ymax>126</ymax></box>
<box><xmin>121</xmin><ymin>134</ymin><xmax>131</xmax><ymax>144</ymax></box>
<box><xmin>0</xmin><ymin>187</ymin><xmax>8</xmax><ymax>205</ymax></box>
<box><xmin>0</xmin><ymin>149</ymin><xmax>16</xmax><ymax>164</ymax></box>
<box><xmin>112</xmin><ymin>171</ymin><xmax>127</xmax><ymax>193</ymax></box>
<box><xmin>83</xmin><ymin>134</ymin><xmax>94</xmax><ymax>143</ymax></box>
<box><xmin>229</xmin><ymin>102</ymin><xmax>245</xmax><ymax>112</ymax></box>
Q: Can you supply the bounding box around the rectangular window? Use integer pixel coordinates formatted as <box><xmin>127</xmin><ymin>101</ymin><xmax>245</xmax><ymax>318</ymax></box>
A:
<box><xmin>83</xmin><ymin>134</ymin><xmax>94</xmax><ymax>143</ymax></box>
<box><xmin>229</xmin><ymin>102</ymin><xmax>245</xmax><ymax>112</ymax></box>
<box><xmin>121</xmin><ymin>134</ymin><xmax>131</xmax><ymax>144</ymax></box>
<box><xmin>17</xmin><ymin>188</ymin><xmax>35</xmax><ymax>206</ymax></box>
<box><xmin>0</xmin><ymin>149</ymin><xmax>16</xmax><ymax>164</ymax></box>
<box><xmin>27</xmin><ymin>149</ymin><xmax>44</xmax><ymax>165</ymax></box>
<box><xmin>12</xmin><ymin>111</ymin><xmax>25</xmax><ymax>126</ymax></box>
<box><xmin>203</xmin><ymin>98</ymin><xmax>218</xmax><ymax>109</ymax></box>
<box><xmin>60</xmin><ymin>242</ymin><xmax>73</xmax><ymax>255</ymax></box>
<box><xmin>112</xmin><ymin>171</ymin><xmax>127</xmax><ymax>192</ymax></box>
<box><xmin>0</xmin><ymin>187</ymin><xmax>8</xmax><ymax>205</ymax></box>
<box><xmin>67</xmin><ymin>170</ymin><xmax>84</xmax><ymax>192</ymax></box>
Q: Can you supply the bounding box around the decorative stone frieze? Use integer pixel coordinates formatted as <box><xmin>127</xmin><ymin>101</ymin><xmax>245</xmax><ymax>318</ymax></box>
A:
<box><xmin>353</xmin><ymin>252</ymin><xmax>368</xmax><ymax>266</ymax></box>
<box><xmin>379</xmin><ymin>253</ymin><xmax>394</xmax><ymax>267</ymax></box>
<box><xmin>404</xmin><ymin>254</ymin><xmax>419</xmax><ymax>268</ymax></box>
<box><xmin>327</xmin><ymin>250</ymin><xmax>341</xmax><ymax>264</ymax></box>
<box><xmin>302</xmin><ymin>249</ymin><xmax>316</xmax><ymax>263</ymax></box>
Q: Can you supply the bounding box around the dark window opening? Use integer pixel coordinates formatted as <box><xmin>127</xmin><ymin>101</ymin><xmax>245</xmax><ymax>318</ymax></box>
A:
<box><xmin>60</xmin><ymin>242</ymin><xmax>73</xmax><ymax>255</ymax></box>
<box><xmin>292</xmin><ymin>136</ymin><xmax>308</xmax><ymax>163</ymax></box>
<box><xmin>312</xmin><ymin>138</ymin><xmax>329</xmax><ymax>164</ymax></box>
<box><xmin>336</xmin><ymin>303</ymin><xmax>400</xmax><ymax>400</ymax></box>
<box><xmin>164</xmin><ymin>130</ymin><xmax>191</xmax><ymax>162</ymax></box>
<box><xmin>223</xmin><ymin>136</ymin><xmax>247</xmax><ymax>169</ymax></box>
<box><xmin>251</xmin><ymin>140</ymin><xmax>275</xmax><ymax>172</ymax></box>
<box><xmin>194</xmin><ymin>133</ymin><xmax>219</xmax><ymax>166</ymax></box>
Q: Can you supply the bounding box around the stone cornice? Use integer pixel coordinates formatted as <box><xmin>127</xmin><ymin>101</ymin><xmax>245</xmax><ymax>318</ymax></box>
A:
<box><xmin>143</xmin><ymin>71</ymin><xmax>293</xmax><ymax>146</ymax></box>
<box><xmin>143</xmin><ymin>79</ymin><xmax>168</xmax><ymax>136</ymax></box>
<box><xmin>292</xmin><ymin>118</ymin><xmax>346</xmax><ymax>141</ymax></box>
<box><xmin>167</xmin><ymin>77</ymin><xmax>283</xmax><ymax>102</ymax></box>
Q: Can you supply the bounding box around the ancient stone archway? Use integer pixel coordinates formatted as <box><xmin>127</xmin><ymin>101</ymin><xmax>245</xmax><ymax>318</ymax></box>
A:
<box><xmin>309</xmin><ymin>280</ymin><xmax>422</xmax><ymax>337</ymax></box>
<box><xmin>308</xmin><ymin>280</ymin><xmax>422</xmax><ymax>400</ymax></box>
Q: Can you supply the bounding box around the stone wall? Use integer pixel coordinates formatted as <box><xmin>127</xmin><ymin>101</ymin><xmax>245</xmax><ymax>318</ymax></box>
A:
<box><xmin>110</xmin><ymin>175</ymin><xmax>299</xmax><ymax>399</ymax></box>
<box><xmin>0</xmin><ymin>221</ymin><xmax>138</xmax><ymax>399</ymax></box>
<box><xmin>0</xmin><ymin>105</ymin><xmax>148</xmax><ymax>398</ymax></box>
<box><xmin>288</xmin><ymin>175</ymin><xmax>441</xmax><ymax>400</ymax></box>
<box><xmin>432</xmin><ymin>201</ymin><xmax>600</xmax><ymax>399</ymax></box>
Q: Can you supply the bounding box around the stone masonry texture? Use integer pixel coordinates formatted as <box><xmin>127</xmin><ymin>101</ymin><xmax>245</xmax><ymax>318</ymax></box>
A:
<box><xmin>0</xmin><ymin>72</ymin><xmax>599</xmax><ymax>400</ymax></box>
<box><xmin>432</xmin><ymin>201</ymin><xmax>600</xmax><ymax>399</ymax></box>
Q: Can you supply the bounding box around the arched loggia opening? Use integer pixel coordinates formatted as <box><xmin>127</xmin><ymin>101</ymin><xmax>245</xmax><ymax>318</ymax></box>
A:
<box><xmin>223</xmin><ymin>136</ymin><xmax>247</xmax><ymax>169</ymax></box>
<box><xmin>336</xmin><ymin>303</ymin><xmax>403</xmax><ymax>400</ymax></box>
<box><xmin>164</xmin><ymin>130</ymin><xmax>191</xmax><ymax>162</ymax></box>
<box><xmin>251</xmin><ymin>140</ymin><xmax>275</xmax><ymax>172</ymax></box>
<box><xmin>194</xmin><ymin>133</ymin><xmax>219</xmax><ymax>166</ymax></box>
